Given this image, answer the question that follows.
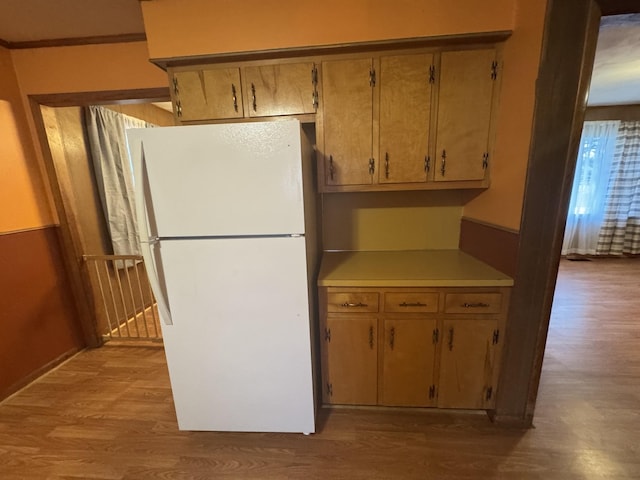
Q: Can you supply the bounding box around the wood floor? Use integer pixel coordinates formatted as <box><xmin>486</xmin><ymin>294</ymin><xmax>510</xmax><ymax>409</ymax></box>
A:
<box><xmin>1</xmin><ymin>258</ymin><xmax>639</xmax><ymax>479</ymax></box>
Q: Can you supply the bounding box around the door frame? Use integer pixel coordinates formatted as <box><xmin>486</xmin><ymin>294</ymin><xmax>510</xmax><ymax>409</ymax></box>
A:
<box><xmin>28</xmin><ymin>88</ymin><xmax>170</xmax><ymax>348</ymax></box>
<box><xmin>494</xmin><ymin>0</ymin><xmax>640</xmax><ymax>425</ymax></box>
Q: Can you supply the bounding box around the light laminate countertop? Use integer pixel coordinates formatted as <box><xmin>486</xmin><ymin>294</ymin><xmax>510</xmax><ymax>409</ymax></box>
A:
<box><xmin>317</xmin><ymin>250</ymin><xmax>514</xmax><ymax>287</ymax></box>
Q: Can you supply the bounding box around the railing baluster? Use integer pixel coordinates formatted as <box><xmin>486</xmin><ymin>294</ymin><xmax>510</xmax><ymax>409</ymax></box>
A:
<box><xmin>123</xmin><ymin>259</ymin><xmax>141</xmax><ymax>338</ymax></box>
<box><xmin>133</xmin><ymin>261</ymin><xmax>151</xmax><ymax>338</ymax></box>
<box><xmin>84</xmin><ymin>255</ymin><xmax>161</xmax><ymax>342</ymax></box>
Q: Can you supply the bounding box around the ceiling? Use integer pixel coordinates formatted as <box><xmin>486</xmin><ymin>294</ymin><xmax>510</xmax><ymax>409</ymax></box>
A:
<box><xmin>0</xmin><ymin>2</ymin><xmax>638</xmax><ymax>106</ymax></box>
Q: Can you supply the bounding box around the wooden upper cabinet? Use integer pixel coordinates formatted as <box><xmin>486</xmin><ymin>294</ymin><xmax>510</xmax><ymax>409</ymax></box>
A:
<box><xmin>434</xmin><ymin>48</ymin><xmax>498</xmax><ymax>182</ymax></box>
<box><xmin>170</xmin><ymin>67</ymin><xmax>243</xmax><ymax>122</ymax></box>
<box><xmin>321</xmin><ymin>58</ymin><xmax>375</xmax><ymax>187</ymax></box>
<box><xmin>243</xmin><ymin>62</ymin><xmax>317</xmax><ymax>117</ymax></box>
<box><xmin>378</xmin><ymin>53</ymin><xmax>433</xmax><ymax>184</ymax></box>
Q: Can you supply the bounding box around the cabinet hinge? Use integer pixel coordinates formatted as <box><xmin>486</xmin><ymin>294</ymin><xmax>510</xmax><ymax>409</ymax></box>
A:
<box><xmin>368</xmin><ymin>158</ymin><xmax>375</xmax><ymax>175</ymax></box>
<box><xmin>325</xmin><ymin>328</ymin><xmax>331</xmax><ymax>342</ymax></box>
<box><xmin>312</xmin><ymin>66</ymin><xmax>320</xmax><ymax>110</ymax></box>
<box><xmin>172</xmin><ymin>76</ymin><xmax>179</xmax><ymax>95</ymax></box>
<box><xmin>492</xmin><ymin>329</ymin><xmax>500</xmax><ymax>345</ymax></box>
<box><xmin>483</xmin><ymin>152</ymin><xmax>489</xmax><ymax>170</ymax></box>
<box><xmin>369</xmin><ymin>68</ymin><xmax>376</xmax><ymax>87</ymax></box>
<box><xmin>175</xmin><ymin>100</ymin><xmax>183</xmax><ymax>118</ymax></box>
<box><xmin>429</xmin><ymin>385</ymin><xmax>437</xmax><ymax>400</ymax></box>
<box><xmin>432</xmin><ymin>328</ymin><xmax>439</xmax><ymax>344</ymax></box>
<box><xmin>327</xmin><ymin>382</ymin><xmax>333</xmax><ymax>397</ymax></box>
<box><xmin>491</xmin><ymin>60</ymin><xmax>498</xmax><ymax>80</ymax></box>
<box><xmin>486</xmin><ymin>386</ymin><xmax>493</xmax><ymax>400</ymax></box>
<box><xmin>429</xmin><ymin>64</ymin><xmax>435</xmax><ymax>84</ymax></box>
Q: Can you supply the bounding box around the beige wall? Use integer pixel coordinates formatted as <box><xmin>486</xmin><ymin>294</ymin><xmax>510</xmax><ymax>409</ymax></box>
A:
<box><xmin>141</xmin><ymin>0</ymin><xmax>546</xmax><ymax>232</ymax></box>
<box><xmin>322</xmin><ymin>191</ymin><xmax>464</xmax><ymax>251</ymax></box>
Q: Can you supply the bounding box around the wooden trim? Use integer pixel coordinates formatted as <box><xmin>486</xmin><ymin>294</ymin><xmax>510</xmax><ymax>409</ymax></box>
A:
<box><xmin>493</xmin><ymin>0</ymin><xmax>602</xmax><ymax>427</ymax></box>
<box><xmin>0</xmin><ymin>348</ymin><xmax>81</xmax><ymax>402</ymax></box>
<box><xmin>29</xmin><ymin>101</ymin><xmax>101</xmax><ymax>348</ymax></box>
<box><xmin>151</xmin><ymin>31</ymin><xmax>513</xmax><ymax>70</ymax></box>
<box><xmin>3</xmin><ymin>33</ymin><xmax>146</xmax><ymax>50</ymax></box>
<box><xmin>585</xmin><ymin>104</ymin><xmax>640</xmax><ymax>121</ymax></box>
<box><xmin>0</xmin><ymin>38</ymin><xmax>10</xmax><ymax>49</ymax></box>
<box><xmin>597</xmin><ymin>0</ymin><xmax>640</xmax><ymax>15</ymax></box>
<box><xmin>0</xmin><ymin>224</ymin><xmax>59</xmax><ymax>236</ymax></box>
<box><xmin>458</xmin><ymin>217</ymin><xmax>519</xmax><ymax>278</ymax></box>
<box><xmin>30</xmin><ymin>88</ymin><xmax>170</xmax><ymax>108</ymax></box>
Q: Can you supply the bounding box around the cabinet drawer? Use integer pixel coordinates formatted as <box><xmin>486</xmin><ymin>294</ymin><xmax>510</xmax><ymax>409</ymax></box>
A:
<box><xmin>327</xmin><ymin>292</ymin><xmax>379</xmax><ymax>313</ymax></box>
<box><xmin>444</xmin><ymin>293</ymin><xmax>502</xmax><ymax>314</ymax></box>
<box><xmin>384</xmin><ymin>292</ymin><xmax>439</xmax><ymax>313</ymax></box>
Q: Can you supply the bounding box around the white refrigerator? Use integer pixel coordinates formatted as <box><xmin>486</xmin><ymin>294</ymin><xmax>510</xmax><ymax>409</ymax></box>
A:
<box><xmin>127</xmin><ymin>120</ymin><xmax>318</xmax><ymax>433</ymax></box>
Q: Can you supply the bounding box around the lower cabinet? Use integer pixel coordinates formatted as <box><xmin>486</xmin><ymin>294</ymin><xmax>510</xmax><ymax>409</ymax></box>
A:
<box><xmin>319</xmin><ymin>287</ymin><xmax>509</xmax><ymax>410</ymax></box>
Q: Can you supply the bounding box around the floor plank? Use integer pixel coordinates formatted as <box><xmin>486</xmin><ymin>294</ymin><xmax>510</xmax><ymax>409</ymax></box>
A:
<box><xmin>1</xmin><ymin>258</ymin><xmax>639</xmax><ymax>479</ymax></box>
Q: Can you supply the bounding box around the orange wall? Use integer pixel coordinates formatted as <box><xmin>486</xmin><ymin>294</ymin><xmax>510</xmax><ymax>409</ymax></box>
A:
<box><xmin>8</xmin><ymin>42</ymin><xmax>168</xmax><ymax>227</ymax></box>
<box><xmin>10</xmin><ymin>42</ymin><xmax>166</xmax><ymax>96</ymax></box>
<box><xmin>463</xmin><ymin>0</ymin><xmax>547</xmax><ymax>230</ymax></box>
<box><xmin>0</xmin><ymin>46</ymin><xmax>53</xmax><ymax>231</ymax></box>
<box><xmin>141</xmin><ymin>0</ymin><xmax>545</xmax><ymax>231</ymax></box>
<box><xmin>142</xmin><ymin>0</ymin><xmax>516</xmax><ymax>59</ymax></box>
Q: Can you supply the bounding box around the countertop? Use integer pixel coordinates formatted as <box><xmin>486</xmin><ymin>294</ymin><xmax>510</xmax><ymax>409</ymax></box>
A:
<box><xmin>317</xmin><ymin>250</ymin><xmax>514</xmax><ymax>287</ymax></box>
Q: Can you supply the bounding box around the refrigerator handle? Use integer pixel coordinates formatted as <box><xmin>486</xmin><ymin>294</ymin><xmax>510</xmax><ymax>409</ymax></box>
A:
<box><xmin>134</xmin><ymin>141</ymin><xmax>173</xmax><ymax>326</ymax></box>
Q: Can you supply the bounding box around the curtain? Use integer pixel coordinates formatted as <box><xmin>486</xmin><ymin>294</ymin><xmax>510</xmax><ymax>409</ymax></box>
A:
<box><xmin>85</xmin><ymin>106</ymin><xmax>152</xmax><ymax>258</ymax></box>
<box><xmin>562</xmin><ymin>121</ymin><xmax>620</xmax><ymax>255</ymax></box>
<box><xmin>596</xmin><ymin>121</ymin><xmax>640</xmax><ymax>255</ymax></box>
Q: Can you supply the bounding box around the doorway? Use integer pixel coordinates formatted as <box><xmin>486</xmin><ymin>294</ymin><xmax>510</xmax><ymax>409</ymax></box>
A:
<box><xmin>29</xmin><ymin>89</ymin><xmax>171</xmax><ymax>347</ymax></box>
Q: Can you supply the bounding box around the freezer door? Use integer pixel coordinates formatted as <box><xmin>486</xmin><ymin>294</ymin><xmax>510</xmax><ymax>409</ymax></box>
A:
<box><xmin>127</xmin><ymin>121</ymin><xmax>305</xmax><ymax>237</ymax></box>
<box><xmin>158</xmin><ymin>235</ymin><xmax>315</xmax><ymax>433</ymax></box>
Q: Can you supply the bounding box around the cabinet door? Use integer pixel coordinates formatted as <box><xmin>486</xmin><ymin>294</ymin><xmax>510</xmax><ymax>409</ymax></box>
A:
<box><xmin>434</xmin><ymin>49</ymin><xmax>497</xmax><ymax>182</ymax></box>
<box><xmin>172</xmin><ymin>68</ymin><xmax>244</xmax><ymax>122</ymax></box>
<box><xmin>323</xmin><ymin>316</ymin><xmax>377</xmax><ymax>405</ymax></box>
<box><xmin>381</xmin><ymin>318</ymin><xmax>437</xmax><ymax>407</ymax></box>
<box><xmin>243</xmin><ymin>62</ymin><xmax>317</xmax><ymax>117</ymax></box>
<box><xmin>378</xmin><ymin>54</ymin><xmax>433</xmax><ymax>184</ymax></box>
<box><xmin>438</xmin><ymin>319</ymin><xmax>498</xmax><ymax>409</ymax></box>
<box><xmin>321</xmin><ymin>58</ymin><xmax>374</xmax><ymax>186</ymax></box>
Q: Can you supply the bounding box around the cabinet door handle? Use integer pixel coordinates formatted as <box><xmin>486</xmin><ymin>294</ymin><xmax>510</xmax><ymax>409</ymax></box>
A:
<box><xmin>441</xmin><ymin>150</ymin><xmax>446</xmax><ymax>176</ymax></box>
<box><xmin>231</xmin><ymin>84</ymin><xmax>238</xmax><ymax>112</ymax></box>
<box><xmin>399</xmin><ymin>302</ymin><xmax>427</xmax><ymax>307</ymax></box>
<box><xmin>341</xmin><ymin>302</ymin><xmax>368</xmax><ymax>308</ymax></box>
<box><xmin>369</xmin><ymin>326</ymin><xmax>374</xmax><ymax>349</ymax></box>
<box><xmin>462</xmin><ymin>302</ymin><xmax>490</xmax><ymax>308</ymax></box>
<box><xmin>424</xmin><ymin>156</ymin><xmax>430</xmax><ymax>173</ymax></box>
<box><xmin>251</xmin><ymin>83</ymin><xmax>257</xmax><ymax>112</ymax></box>
<box><xmin>448</xmin><ymin>327</ymin><xmax>454</xmax><ymax>351</ymax></box>
<box><xmin>328</xmin><ymin>155</ymin><xmax>335</xmax><ymax>181</ymax></box>
<box><xmin>368</xmin><ymin>158</ymin><xmax>375</xmax><ymax>175</ymax></box>
<box><xmin>389</xmin><ymin>327</ymin><xmax>395</xmax><ymax>350</ymax></box>
<box><xmin>385</xmin><ymin>152</ymin><xmax>390</xmax><ymax>179</ymax></box>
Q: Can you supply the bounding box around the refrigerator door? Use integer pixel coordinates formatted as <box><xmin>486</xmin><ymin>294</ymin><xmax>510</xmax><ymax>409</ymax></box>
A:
<box><xmin>127</xmin><ymin>121</ymin><xmax>305</xmax><ymax>237</ymax></box>
<box><xmin>159</xmin><ymin>235</ymin><xmax>315</xmax><ymax>433</ymax></box>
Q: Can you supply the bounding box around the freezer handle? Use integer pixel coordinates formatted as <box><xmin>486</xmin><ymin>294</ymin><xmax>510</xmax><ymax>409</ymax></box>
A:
<box><xmin>133</xmin><ymin>141</ymin><xmax>173</xmax><ymax>325</ymax></box>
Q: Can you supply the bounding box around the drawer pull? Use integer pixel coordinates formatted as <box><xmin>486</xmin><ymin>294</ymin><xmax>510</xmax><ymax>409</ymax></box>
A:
<box><xmin>399</xmin><ymin>301</ymin><xmax>427</xmax><ymax>307</ymax></box>
<box><xmin>341</xmin><ymin>302</ymin><xmax>368</xmax><ymax>308</ymax></box>
<box><xmin>462</xmin><ymin>302</ymin><xmax>490</xmax><ymax>308</ymax></box>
